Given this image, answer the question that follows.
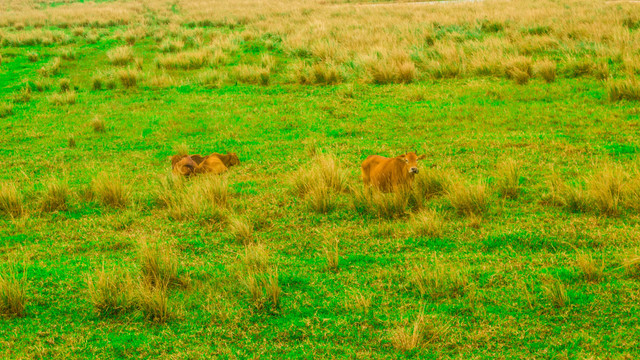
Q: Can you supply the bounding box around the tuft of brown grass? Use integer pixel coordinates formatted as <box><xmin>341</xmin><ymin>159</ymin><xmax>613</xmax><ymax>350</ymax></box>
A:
<box><xmin>411</xmin><ymin>209</ymin><xmax>444</xmax><ymax>239</ymax></box>
<box><xmin>410</xmin><ymin>262</ymin><xmax>468</xmax><ymax>300</ymax></box>
<box><xmin>87</xmin><ymin>265</ymin><xmax>135</xmax><ymax>316</ymax></box>
<box><xmin>607</xmin><ymin>79</ymin><xmax>640</xmax><ymax>102</ymax></box>
<box><xmin>156</xmin><ymin>49</ymin><xmax>212</xmax><ymax>70</ymax></box>
<box><xmin>107</xmin><ymin>46</ymin><xmax>134</xmax><ymax>66</ymax></box>
<box><xmin>304</xmin><ymin>182</ymin><xmax>335</xmax><ymax>213</ymax></box>
<box><xmin>323</xmin><ymin>239</ymin><xmax>340</xmax><ymax>273</ymax></box>
<box><xmin>588</xmin><ymin>164</ymin><xmax>626</xmax><ymax>216</ymax></box>
<box><xmin>0</xmin><ymin>182</ymin><xmax>24</xmax><ymax>218</ymax></box>
<box><xmin>49</xmin><ymin>91</ymin><xmax>76</xmax><ymax>106</ymax></box>
<box><xmin>40</xmin><ymin>180</ymin><xmax>70</xmax><ymax>212</ymax></box>
<box><xmin>139</xmin><ymin>241</ymin><xmax>186</xmax><ymax>289</ymax></box>
<box><xmin>136</xmin><ymin>281</ymin><xmax>170</xmax><ymax>323</ymax></box>
<box><xmin>117</xmin><ymin>68</ymin><xmax>139</xmax><ymax>88</ymax></box>
<box><xmin>38</xmin><ymin>57</ymin><xmax>61</xmax><ymax>77</ymax></box>
<box><xmin>352</xmin><ymin>186</ymin><xmax>409</xmax><ymax>219</ymax></box>
<box><xmin>496</xmin><ymin>159</ymin><xmax>520</xmax><ymax>199</ymax></box>
<box><xmin>0</xmin><ymin>103</ymin><xmax>13</xmax><ymax>118</ymax></box>
<box><xmin>27</xmin><ymin>51</ymin><xmax>38</xmax><ymax>62</ymax></box>
<box><xmin>390</xmin><ymin>313</ymin><xmax>443</xmax><ymax>352</ymax></box>
<box><xmin>59</xmin><ymin>78</ymin><xmax>71</xmax><ymax>92</ymax></box>
<box><xmin>575</xmin><ymin>252</ymin><xmax>604</xmax><ymax>282</ymax></box>
<box><xmin>506</xmin><ymin>56</ymin><xmax>533</xmax><ymax>85</ymax></box>
<box><xmin>0</xmin><ymin>266</ymin><xmax>27</xmax><ymax>317</ymax></box>
<box><xmin>543</xmin><ymin>278</ymin><xmax>569</xmax><ymax>308</ymax></box>
<box><xmin>166</xmin><ymin>175</ymin><xmax>228</xmax><ymax>221</ymax></box>
<box><xmin>291</xmin><ymin>153</ymin><xmax>349</xmax><ymax>208</ymax></box>
<box><xmin>233</xmin><ymin>65</ymin><xmax>270</xmax><ymax>86</ymax></box>
<box><xmin>92</xmin><ymin>173</ymin><xmax>129</xmax><ymax>208</ymax></box>
<box><xmin>447</xmin><ymin>181</ymin><xmax>488</xmax><ymax>217</ymax></box>
<box><xmin>229</xmin><ymin>216</ymin><xmax>254</xmax><ymax>244</ymax></box>
<box><xmin>241</xmin><ymin>243</ymin><xmax>270</xmax><ymax>273</ymax></box>
<box><xmin>198</xmin><ymin>69</ymin><xmax>227</xmax><ymax>89</ymax></box>
<box><xmin>90</xmin><ymin>116</ymin><xmax>105</xmax><ymax>132</ymax></box>
<box><xmin>535</xmin><ymin>59</ymin><xmax>556</xmax><ymax>83</ymax></box>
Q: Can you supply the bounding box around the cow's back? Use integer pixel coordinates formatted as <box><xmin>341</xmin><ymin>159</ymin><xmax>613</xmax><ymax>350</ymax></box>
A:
<box><xmin>197</xmin><ymin>156</ymin><xmax>228</xmax><ymax>175</ymax></box>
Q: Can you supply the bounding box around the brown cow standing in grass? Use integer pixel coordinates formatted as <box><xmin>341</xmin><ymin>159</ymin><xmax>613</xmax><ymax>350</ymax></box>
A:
<box><xmin>171</xmin><ymin>155</ymin><xmax>198</xmax><ymax>177</ymax></box>
<box><xmin>361</xmin><ymin>152</ymin><xmax>426</xmax><ymax>192</ymax></box>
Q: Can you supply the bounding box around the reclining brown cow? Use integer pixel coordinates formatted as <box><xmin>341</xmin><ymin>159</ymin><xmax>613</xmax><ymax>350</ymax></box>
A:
<box><xmin>172</xmin><ymin>152</ymin><xmax>240</xmax><ymax>176</ymax></box>
<box><xmin>361</xmin><ymin>152</ymin><xmax>426</xmax><ymax>192</ymax></box>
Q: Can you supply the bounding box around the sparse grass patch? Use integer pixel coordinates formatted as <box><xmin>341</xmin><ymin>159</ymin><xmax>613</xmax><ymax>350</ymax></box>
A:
<box><xmin>543</xmin><ymin>278</ymin><xmax>569</xmax><ymax>308</ymax></box>
<box><xmin>535</xmin><ymin>59</ymin><xmax>556</xmax><ymax>83</ymax></box>
<box><xmin>107</xmin><ymin>46</ymin><xmax>134</xmax><ymax>66</ymax></box>
<box><xmin>92</xmin><ymin>173</ymin><xmax>129</xmax><ymax>208</ymax></box>
<box><xmin>136</xmin><ymin>281</ymin><xmax>170</xmax><ymax>323</ymax></box>
<box><xmin>233</xmin><ymin>65</ymin><xmax>270</xmax><ymax>85</ymax></box>
<box><xmin>27</xmin><ymin>51</ymin><xmax>38</xmax><ymax>62</ymax></box>
<box><xmin>229</xmin><ymin>216</ymin><xmax>254</xmax><ymax>244</ymax></box>
<box><xmin>447</xmin><ymin>181</ymin><xmax>488</xmax><ymax>217</ymax></box>
<box><xmin>87</xmin><ymin>265</ymin><xmax>135</xmax><ymax>317</ymax></box>
<box><xmin>139</xmin><ymin>241</ymin><xmax>186</xmax><ymax>289</ymax></box>
<box><xmin>410</xmin><ymin>262</ymin><xmax>468</xmax><ymax>300</ymax></box>
<box><xmin>575</xmin><ymin>252</ymin><xmax>604</xmax><ymax>282</ymax></box>
<box><xmin>0</xmin><ymin>183</ymin><xmax>24</xmax><ymax>218</ymax></box>
<box><xmin>505</xmin><ymin>56</ymin><xmax>533</xmax><ymax>85</ymax></box>
<box><xmin>166</xmin><ymin>175</ymin><xmax>228</xmax><ymax>221</ymax></box>
<box><xmin>496</xmin><ymin>159</ymin><xmax>520</xmax><ymax>199</ymax></box>
<box><xmin>607</xmin><ymin>79</ymin><xmax>640</xmax><ymax>102</ymax></box>
<box><xmin>59</xmin><ymin>78</ymin><xmax>71</xmax><ymax>92</ymax></box>
<box><xmin>0</xmin><ymin>103</ymin><xmax>13</xmax><ymax>118</ymax></box>
<box><xmin>40</xmin><ymin>180</ymin><xmax>70</xmax><ymax>212</ymax></box>
<box><xmin>411</xmin><ymin>209</ymin><xmax>444</xmax><ymax>238</ymax></box>
<box><xmin>0</xmin><ymin>266</ymin><xmax>27</xmax><ymax>317</ymax></box>
<box><xmin>38</xmin><ymin>57</ymin><xmax>61</xmax><ymax>77</ymax></box>
<box><xmin>117</xmin><ymin>68</ymin><xmax>139</xmax><ymax>88</ymax></box>
<box><xmin>588</xmin><ymin>163</ymin><xmax>626</xmax><ymax>216</ymax></box>
<box><xmin>390</xmin><ymin>313</ymin><xmax>444</xmax><ymax>352</ymax></box>
<box><xmin>198</xmin><ymin>69</ymin><xmax>226</xmax><ymax>89</ymax></box>
<box><xmin>49</xmin><ymin>91</ymin><xmax>76</xmax><ymax>106</ymax></box>
<box><xmin>323</xmin><ymin>239</ymin><xmax>340</xmax><ymax>273</ymax></box>
<box><xmin>90</xmin><ymin>116</ymin><xmax>105</xmax><ymax>132</ymax></box>
<box><xmin>157</xmin><ymin>49</ymin><xmax>211</xmax><ymax>70</ymax></box>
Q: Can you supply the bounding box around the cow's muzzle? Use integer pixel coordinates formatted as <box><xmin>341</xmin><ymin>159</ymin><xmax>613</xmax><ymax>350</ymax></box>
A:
<box><xmin>410</xmin><ymin>167</ymin><xmax>418</xmax><ymax>174</ymax></box>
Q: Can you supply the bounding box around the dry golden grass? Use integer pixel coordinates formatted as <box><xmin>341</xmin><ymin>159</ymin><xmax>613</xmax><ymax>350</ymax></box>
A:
<box><xmin>411</xmin><ymin>209</ymin><xmax>444</xmax><ymax>239</ymax></box>
<box><xmin>352</xmin><ymin>186</ymin><xmax>409</xmax><ymax>219</ymax></box>
<box><xmin>496</xmin><ymin>159</ymin><xmax>520</xmax><ymax>199</ymax></box>
<box><xmin>323</xmin><ymin>239</ymin><xmax>340</xmax><ymax>273</ymax></box>
<box><xmin>588</xmin><ymin>163</ymin><xmax>626</xmax><ymax>216</ymax></box>
<box><xmin>446</xmin><ymin>180</ymin><xmax>488</xmax><ymax>217</ymax></box>
<box><xmin>156</xmin><ymin>49</ymin><xmax>212</xmax><ymax>70</ymax></box>
<box><xmin>0</xmin><ymin>266</ymin><xmax>27</xmax><ymax>317</ymax></box>
<box><xmin>107</xmin><ymin>46</ymin><xmax>134</xmax><ymax>66</ymax></box>
<box><xmin>117</xmin><ymin>68</ymin><xmax>139</xmax><ymax>88</ymax></box>
<box><xmin>411</xmin><ymin>262</ymin><xmax>468</xmax><ymax>300</ymax></box>
<box><xmin>608</xmin><ymin>79</ymin><xmax>640</xmax><ymax>102</ymax></box>
<box><xmin>543</xmin><ymin>278</ymin><xmax>569</xmax><ymax>308</ymax></box>
<box><xmin>0</xmin><ymin>182</ymin><xmax>24</xmax><ymax>218</ymax></box>
<box><xmin>38</xmin><ymin>57</ymin><xmax>61</xmax><ymax>77</ymax></box>
<box><xmin>137</xmin><ymin>281</ymin><xmax>171</xmax><ymax>323</ymax></box>
<box><xmin>166</xmin><ymin>175</ymin><xmax>228</xmax><ymax>221</ymax></box>
<box><xmin>229</xmin><ymin>216</ymin><xmax>254</xmax><ymax>244</ymax></box>
<box><xmin>535</xmin><ymin>59</ymin><xmax>556</xmax><ymax>83</ymax></box>
<box><xmin>139</xmin><ymin>241</ymin><xmax>186</xmax><ymax>289</ymax></box>
<box><xmin>92</xmin><ymin>173</ymin><xmax>129</xmax><ymax>208</ymax></box>
<box><xmin>40</xmin><ymin>180</ymin><xmax>70</xmax><ymax>212</ymax></box>
<box><xmin>575</xmin><ymin>252</ymin><xmax>604</xmax><ymax>282</ymax></box>
<box><xmin>59</xmin><ymin>78</ymin><xmax>71</xmax><ymax>92</ymax></box>
<box><xmin>390</xmin><ymin>313</ymin><xmax>444</xmax><ymax>352</ymax></box>
<box><xmin>90</xmin><ymin>116</ymin><xmax>105</xmax><ymax>132</ymax></box>
<box><xmin>0</xmin><ymin>103</ymin><xmax>13</xmax><ymax>119</ymax></box>
<box><xmin>233</xmin><ymin>65</ymin><xmax>271</xmax><ymax>85</ymax></box>
<box><xmin>49</xmin><ymin>91</ymin><xmax>76</xmax><ymax>106</ymax></box>
<box><xmin>87</xmin><ymin>265</ymin><xmax>135</xmax><ymax>316</ymax></box>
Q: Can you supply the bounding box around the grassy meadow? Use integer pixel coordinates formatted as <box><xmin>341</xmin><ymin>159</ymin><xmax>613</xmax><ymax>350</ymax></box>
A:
<box><xmin>2</xmin><ymin>0</ymin><xmax>640</xmax><ymax>357</ymax></box>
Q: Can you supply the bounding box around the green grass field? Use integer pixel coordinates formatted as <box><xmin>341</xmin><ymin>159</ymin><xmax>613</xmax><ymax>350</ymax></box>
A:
<box><xmin>2</xmin><ymin>0</ymin><xmax>640</xmax><ymax>358</ymax></box>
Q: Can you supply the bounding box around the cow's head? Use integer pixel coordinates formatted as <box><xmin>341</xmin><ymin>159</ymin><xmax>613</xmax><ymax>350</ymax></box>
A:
<box><xmin>227</xmin><ymin>153</ymin><xmax>240</xmax><ymax>167</ymax></box>
<box><xmin>397</xmin><ymin>152</ymin><xmax>426</xmax><ymax>174</ymax></box>
<box><xmin>172</xmin><ymin>155</ymin><xmax>197</xmax><ymax>176</ymax></box>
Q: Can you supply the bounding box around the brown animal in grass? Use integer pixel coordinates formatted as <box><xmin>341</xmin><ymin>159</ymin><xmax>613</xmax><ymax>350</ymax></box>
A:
<box><xmin>195</xmin><ymin>156</ymin><xmax>229</xmax><ymax>175</ymax></box>
<box><xmin>171</xmin><ymin>155</ymin><xmax>198</xmax><ymax>177</ymax></box>
<box><xmin>190</xmin><ymin>153</ymin><xmax>239</xmax><ymax>167</ymax></box>
<box><xmin>361</xmin><ymin>152</ymin><xmax>426</xmax><ymax>192</ymax></box>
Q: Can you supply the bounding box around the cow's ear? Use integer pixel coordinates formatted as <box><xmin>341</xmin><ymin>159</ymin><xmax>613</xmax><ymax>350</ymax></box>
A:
<box><xmin>417</xmin><ymin>154</ymin><xmax>426</xmax><ymax>160</ymax></box>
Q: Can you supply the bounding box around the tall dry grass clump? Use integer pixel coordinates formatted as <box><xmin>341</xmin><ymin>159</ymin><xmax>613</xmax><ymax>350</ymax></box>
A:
<box><xmin>90</xmin><ymin>116</ymin><xmax>105</xmax><ymax>132</ymax></box>
<box><xmin>543</xmin><ymin>278</ymin><xmax>569</xmax><ymax>308</ymax></box>
<box><xmin>107</xmin><ymin>46</ymin><xmax>134</xmax><ymax>66</ymax></box>
<box><xmin>496</xmin><ymin>159</ymin><xmax>520</xmax><ymax>199</ymax></box>
<box><xmin>447</xmin><ymin>180</ymin><xmax>488</xmax><ymax>216</ymax></box>
<box><xmin>0</xmin><ymin>183</ymin><xmax>24</xmax><ymax>218</ymax></box>
<box><xmin>92</xmin><ymin>173</ymin><xmax>129</xmax><ymax>208</ymax></box>
<box><xmin>233</xmin><ymin>65</ymin><xmax>271</xmax><ymax>85</ymax></box>
<box><xmin>575</xmin><ymin>252</ymin><xmax>604</xmax><ymax>282</ymax></box>
<box><xmin>237</xmin><ymin>243</ymin><xmax>281</xmax><ymax>312</ymax></box>
<box><xmin>166</xmin><ymin>175</ymin><xmax>228</xmax><ymax>221</ymax></box>
<box><xmin>0</xmin><ymin>103</ymin><xmax>13</xmax><ymax>118</ymax></box>
<box><xmin>291</xmin><ymin>153</ymin><xmax>348</xmax><ymax>213</ymax></box>
<box><xmin>229</xmin><ymin>216</ymin><xmax>254</xmax><ymax>244</ymax></box>
<box><xmin>139</xmin><ymin>241</ymin><xmax>186</xmax><ymax>289</ymax></box>
<box><xmin>505</xmin><ymin>56</ymin><xmax>533</xmax><ymax>85</ymax></box>
<box><xmin>49</xmin><ymin>91</ymin><xmax>76</xmax><ymax>106</ymax></box>
<box><xmin>607</xmin><ymin>79</ymin><xmax>640</xmax><ymax>102</ymax></box>
<box><xmin>390</xmin><ymin>313</ymin><xmax>444</xmax><ymax>352</ymax></box>
<box><xmin>40</xmin><ymin>180</ymin><xmax>70</xmax><ymax>212</ymax></box>
<box><xmin>535</xmin><ymin>59</ymin><xmax>556</xmax><ymax>83</ymax></box>
<box><xmin>117</xmin><ymin>68</ymin><xmax>139</xmax><ymax>88</ymax></box>
<box><xmin>410</xmin><ymin>168</ymin><xmax>448</xmax><ymax>208</ymax></box>
<box><xmin>38</xmin><ymin>57</ymin><xmax>61</xmax><ymax>77</ymax></box>
<box><xmin>411</xmin><ymin>209</ymin><xmax>444</xmax><ymax>238</ymax></box>
<box><xmin>410</xmin><ymin>262</ymin><xmax>468</xmax><ymax>300</ymax></box>
<box><xmin>156</xmin><ymin>49</ymin><xmax>212</xmax><ymax>70</ymax></box>
<box><xmin>588</xmin><ymin>163</ymin><xmax>627</xmax><ymax>216</ymax></box>
<box><xmin>87</xmin><ymin>265</ymin><xmax>135</xmax><ymax>316</ymax></box>
<box><xmin>0</xmin><ymin>266</ymin><xmax>27</xmax><ymax>317</ymax></box>
<box><xmin>352</xmin><ymin>186</ymin><xmax>410</xmax><ymax>219</ymax></box>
